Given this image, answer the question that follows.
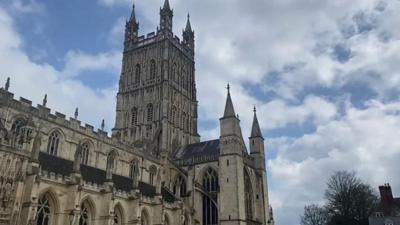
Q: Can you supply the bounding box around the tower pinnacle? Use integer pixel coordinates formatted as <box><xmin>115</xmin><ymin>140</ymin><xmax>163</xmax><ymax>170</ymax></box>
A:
<box><xmin>250</xmin><ymin>106</ymin><xmax>263</xmax><ymax>139</ymax></box>
<box><xmin>5</xmin><ymin>77</ymin><xmax>10</xmax><ymax>91</ymax></box>
<box><xmin>163</xmin><ymin>0</ymin><xmax>171</xmax><ymax>10</ymax></box>
<box><xmin>185</xmin><ymin>13</ymin><xmax>192</xmax><ymax>32</ymax></box>
<box><xmin>130</xmin><ymin>2</ymin><xmax>137</xmax><ymax>22</ymax></box>
<box><xmin>223</xmin><ymin>83</ymin><xmax>236</xmax><ymax>118</ymax></box>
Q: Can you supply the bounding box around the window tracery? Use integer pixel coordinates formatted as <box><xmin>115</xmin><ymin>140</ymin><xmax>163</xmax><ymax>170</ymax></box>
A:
<box><xmin>202</xmin><ymin>168</ymin><xmax>218</xmax><ymax>225</ymax></box>
<box><xmin>47</xmin><ymin>131</ymin><xmax>61</xmax><ymax>156</ymax></box>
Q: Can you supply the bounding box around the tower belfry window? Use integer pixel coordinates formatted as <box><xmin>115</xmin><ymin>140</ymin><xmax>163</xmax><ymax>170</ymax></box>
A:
<box><xmin>135</xmin><ymin>64</ymin><xmax>141</xmax><ymax>84</ymax></box>
<box><xmin>150</xmin><ymin>60</ymin><xmax>156</xmax><ymax>80</ymax></box>
<box><xmin>131</xmin><ymin>107</ymin><xmax>138</xmax><ymax>125</ymax></box>
<box><xmin>147</xmin><ymin>104</ymin><xmax>153</xmax><ymax>122</ymax></box>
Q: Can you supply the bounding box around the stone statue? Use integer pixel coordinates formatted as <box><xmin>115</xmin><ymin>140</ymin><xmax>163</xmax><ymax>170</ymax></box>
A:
<box><xmin>106</xmin><ymin>152</ymin><xmax>115</xmax><ymax>181</ymax></box>
<box><xmin>73</xmin><ymin>143</ymin><xmax>82</xmax><ymax>173</ymax></box>
<box><xmin>30</xmin><ymin>129</ymin><xmax>42</xmax><ymax>162</ymax></box>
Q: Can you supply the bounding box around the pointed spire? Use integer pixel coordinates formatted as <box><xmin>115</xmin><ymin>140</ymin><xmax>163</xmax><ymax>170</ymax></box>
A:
<box><xmin>101</xmin><ymin>119</ymin><xmax>105</xmax><ymax>131</ymax></box>
<box><xmin>223</xmin><ymin>83</ymin><xmax>236</xmax><ymax>118</ymax></box>
<box><xmin>185</xmin><ymin>13</ymin><xmax>192</xmax><ymax>32</ymax></box>
<box><xmin>130</xmin><ymin>2</ymin><xmax>136</xmax><ymax>22</ymax></box>
<box><xmin>74</xmin><ymin>107</ymin><xmax>79</xmax><ymax>120</ymax></box>
<box><xmin>5</xmin><ymin>77</ymin><xmax>10</xmax><ymax>91</ymax></box>
<box><xmin>163</xmin><ymin>0</ymin><xmax>171</xmax><ymax>10</ymax></box>
<box><xmin>42</xmin><ymin>94</ymin><xmax>47</xmax><ymax>107</ymax></box>
<box><xmin>250</xmin><ymin>106</ymin><xmax>263</xmax><ymax>138</ymax></box>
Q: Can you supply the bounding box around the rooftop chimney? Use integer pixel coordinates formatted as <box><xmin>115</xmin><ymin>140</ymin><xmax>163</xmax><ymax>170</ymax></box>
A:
<box><xmin>379</xmin><ymin>183</ymin><xmax>394</xmax><ymax>216</ymax></box>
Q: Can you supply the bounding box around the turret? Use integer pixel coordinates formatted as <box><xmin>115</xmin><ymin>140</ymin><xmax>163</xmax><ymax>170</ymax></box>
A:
<box><xmin>219</xmin><ymin>84</ymin><xmax>244</xmax><ymax>155</ymax></box>
<box><xmin>182</xmin><ymin>14</ymin><xmax>194</xmax><ymax>52</ymax></box>
<box><xmin>249</xmin><ymin>106</ymin><xmax>265</xmax><ymax>170</ymax></box>
<box><xmin>160</xmin><ymin>0</ymin><xmax>173</xmax><ymax>32</ymax></box>
<box><xmin>125</xmin><ymin>3</ymin><xmax>139</xmax><ymax>44</ymax></box>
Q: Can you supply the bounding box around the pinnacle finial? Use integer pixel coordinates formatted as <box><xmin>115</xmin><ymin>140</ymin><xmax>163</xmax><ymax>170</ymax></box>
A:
<box><xmin>185</xmin><ymin>12</ymin><xmax>192</xmax><ymax>32</ymax></box>
<box><xmin>130</xmin><ymin>1</ymin><xmax>136</xmax><ymax>21</ymax></box>
<box><xmin>43</xmin><ymin>94</ymin><xmax>47</xmax><ymax>107</ymax></box>
<box><xmin>101</xmin><ymin>119</ymin><xmax>105</xmax><ymax>131</ymax></box>
<box><xmin>163</xmin><ymin>0</ymin><xmax>171</xmax><ymax>10</ymax></box>
<box><xmin>5</xmin><ymin>77</ymin><xmax>10</xmax><ymax>91</ymax></box>
<box><xmin>223</xmin><ymin>82</ymin><xmax>236</xmax><ymax>118</ymax></box>
<box><xmin>250</xmin><ymin>106</ymin><xmax>263</xmax><ymax>139</ymax></box>
<box><xmin>74</xmin><ymin>107</ymin><xmax>79</xmax><ymax>119</ymax></box>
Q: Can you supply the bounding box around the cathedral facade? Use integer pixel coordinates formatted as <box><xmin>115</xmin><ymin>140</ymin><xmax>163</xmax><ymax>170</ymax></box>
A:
<box><xmin>0</xmin><ymin>1</ymin><xmax>274</xmax><ymax>225</ymax></box>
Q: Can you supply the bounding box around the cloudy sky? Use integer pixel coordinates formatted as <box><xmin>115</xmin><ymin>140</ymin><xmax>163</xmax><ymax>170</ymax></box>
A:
<box><xmin>1</xmin><ymin>0</ymin><xmax>400</xmax><ymax>224</ymax></box>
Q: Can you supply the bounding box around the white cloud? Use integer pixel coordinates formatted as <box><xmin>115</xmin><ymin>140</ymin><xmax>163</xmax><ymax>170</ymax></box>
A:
<box><xmin>62</xmin><ymin>50</ymin><xmax>121</xmax><ymax>78</ymax></box>
<box><xmin>268</xmin><ymin>99</ymin><xmax>400</xmax><ymax>224</ymax></box>
<box><xmin>0</xmin><ymin>7</ymin><xmax>117</xmax><ymax>132</ymax></box>
<box><xmin>3</xmin><ymin>0</ymin><xmax>400</xmax><ymax>224</ymax></box>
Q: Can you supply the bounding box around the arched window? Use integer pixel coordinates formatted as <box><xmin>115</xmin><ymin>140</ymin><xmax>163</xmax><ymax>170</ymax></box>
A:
<box><xmin>244</xmin><ymin>169</ymin><xmax>253</xmax><ymax>220</ymax></box>
<box><xmin>173</xmin><ymin>175</ymin><xmax>187</xmax><ymax>198</ymax></box>
<box><xmin>182</xmin><ymin>112</ymin><xmax>186</xmax><ymax>130</ymax></box>
<box><xmin>113</xmin><ymin>206</ymin><xmax>123</xmax><ymax>225</ymax></box>
<box><xmin>131</xmin><ymin>107</ymin><xmax>138</xmax><ymax>126</ymax></box>
<box><xmin>171</xmin><ymin>106</ymin><xmax>177</xmax><ymax>125</ymax></box>
<box><xmin>172</xmin><ymin>63</ymin><xmax>177</xmax><ymax>82</ymax></box>
<box><xmin>147</xmin><ymin>104</ymin><xmax>153</xmax><ymax>122</ymax></box>
<box><xmin>135</xmin><ymin>64</ymin><xmax>141</xmax><ymax>84</ymax></box>
<box><xmin>47</xmin><ymin>131</ymin><xmax>61</xmax><ymax>156</ymax></box>
<box><xmin>149</xmin><ymin>166</ymin><xmax>156</xmax><ymax>186</ymax></box>
<box><xmin>129</xmin><ymin>160</ymin><xmax>139</xmax><ymax>180</ymax></box>
<box><xmin>36</xmin><ymin>194</ymin><xmax>54</xmax><ymax>225</ymax></box>
<box><xmin>141</xmin><ymin>210</ymin><xmax>149</xmax><ymax>225</ymax></box>
<box><xmin>182</xmin><ymin>70</ymin><xmax>186</xmax><ymax>88</ymax></box>
<box><xmin>11</xmin><ymin>119</ymin><xmax>24</xmax><ymax>137</ymax></box>
<box><xmin>150</xmin><ymin>60</ymin><xmax>156</xmax><ymax>80</ymax></box>
<box><xmin>80</xmin><ymin>142</ymin><xmax>90</xmax><ymax>165</ymax></box>
<box><xmin>164</xmin><ymin>214</ymin><xmax>170</xmax><ymax>225</ymax></box>
<box><xmin>79</xmin><ymin>202</ymin><xmax>91</xmax><ymax>225</ymax></box>
<box><xmin>202</xmin><ymin>168</ymin><xmax>218</xmax><ymax>225</ymax></box>
<box><xmin>11</xmin><ymin>118</ymin><xmax>25</xmax><ymax>148</ymax></box>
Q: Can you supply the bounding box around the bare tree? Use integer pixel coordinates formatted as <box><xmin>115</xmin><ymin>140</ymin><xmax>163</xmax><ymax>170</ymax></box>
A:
<box><xmin>325</xmin><ymin>171</ymin><xmax>378</xmax><ymax>225</ymax></box>
<box><xmin>301</xmin><ymin>204</ymin><xmax>328</xmax><ymax>225</ymax></box>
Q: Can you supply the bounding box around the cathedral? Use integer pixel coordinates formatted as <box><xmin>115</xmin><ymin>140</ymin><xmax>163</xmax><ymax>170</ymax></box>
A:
<box><xmin>0</xmin><ymin>1</ymin><xmax>274</xmax><ymax>225</ymax></box>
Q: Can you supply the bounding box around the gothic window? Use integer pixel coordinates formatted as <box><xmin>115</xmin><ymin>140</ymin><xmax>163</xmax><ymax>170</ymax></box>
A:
<box><xmin>147</xmin><ymin>104</ymin><xmax>153</xmax><ymax>122</ymax></box>
<box><xmin>131</xmin><ymin>107</ymin><xmax>138</xmax><ymax>125</ymax></box>
<box><xmin>80</xmin><ymin>142</ymin><xmax>90</xmax><ymax>165</ymax></box>
<box><xmin>244</xmin><ymin>169</ymin><xmax>253</xmax><ymax>220</ymax></box>
<box><xmin>149</xmin><ymin>166</ymin><xmax>156</xmax><ymax>186</ymax></box>
<box><xmin>202</xmin><ymin>168</ymin><xmax>218</xmax><ymax>225</ymax></box>
<box><xmin>79</xmin><ymin>202</ymin><xmax>91</xmax><ymax>225</ymax></box>
<box><xmin>182</xmin><ymin>69</ymin><xmax>186</xmax><ymax>89</ymax></box>
<box><xmin>11</xmin><ymin>118</ymin><xmax>25</xmax><ymax>148</ymax></box>
<box><xmin>47</xmin><ymin>131</ymin><xmax>61</xmax><ymax>156</ymax></box>
<box><xmin>182</xmin><ymin>112</ymin><xmax>186</xmax><ymax>130</ymax></box>
<box><xmin>129</xmin><ymin>160</ymin><xmax>139</xmax><ymax>180</ymax></box>
<box><xmin>150</xmin><ymin>59</ymin><xmax>156</xmax><ymax>80</ymax></box>
<box><xmin>36</xmin><ymin>194</ymin><xmax>53</xmax><ymax>225</ymax></box>
<box><xmin>173</xmin><ymin>175</ymin><xmax>187</xmax><ymax>198</ymax></box>
<box><xmin>141</xmin><ymin>210</ymin><xmax>149</xmax><ymax>225</ymax></box>
<box><xmin>164</xmin><ymin>214</ymin><xmax>170</xmax><ymax>225</ymax></box>
<box><xmin>113</xmin><ymin>206</ymin><xmax>123</xmax><ymax>225</ymax></box>
<box><xmin>135</xmin><ymin>64</ymin><xmax>141</xmax><ymax>84</ymax></box>
<box><xmin>171</xmin><ymin>106</ymin><xmax>177</xmax><ymax>125</ymax></box>
<box><xmin>172</xmin><ymin>63</ymin><xmax>177</xmax><ymax>82</ymax></box>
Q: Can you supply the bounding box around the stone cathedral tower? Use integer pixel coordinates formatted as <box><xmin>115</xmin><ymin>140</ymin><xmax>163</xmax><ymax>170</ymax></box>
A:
<box><xmin>113</xmin><ymin>0</ymin><xmax>200</xmax><ymax>155</ymax></box>
<box><xmin>0</xmin><ymin>1</ymin><xmax>274</xmax><ymax>225</ymax></box>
